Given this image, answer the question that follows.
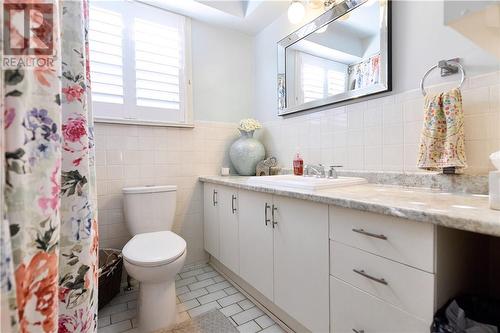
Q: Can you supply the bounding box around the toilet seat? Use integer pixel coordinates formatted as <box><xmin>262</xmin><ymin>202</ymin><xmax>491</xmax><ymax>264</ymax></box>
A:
<box><xmin>123</xmin><ymin>231</ymin><xmax>186</xmax><ymax>267</ymax></box>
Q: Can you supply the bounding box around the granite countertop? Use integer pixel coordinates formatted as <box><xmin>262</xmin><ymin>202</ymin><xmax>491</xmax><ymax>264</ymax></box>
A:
<box><xmin>199</xmin><ymin>176</ymin><xmax>500</xmax><ymax>238</ymax></box>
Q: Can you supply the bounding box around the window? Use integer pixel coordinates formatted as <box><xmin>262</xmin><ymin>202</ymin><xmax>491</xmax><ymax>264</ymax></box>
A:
<box><xmin>298</xmin><ymin>52</ymin><xmax>347</xmax><ymax>104</ymax></box>
<box><xmin>89</xmin><ymin>1</ymin><xmax>192</xmax><ymax>125</ymax></box>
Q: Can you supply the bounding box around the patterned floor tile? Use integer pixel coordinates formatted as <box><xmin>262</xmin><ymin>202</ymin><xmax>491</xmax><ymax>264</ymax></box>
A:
<box><xmin>98</xmin><ymin>262</ymin><xmax>281</xmax><ymax>332</ymax></box>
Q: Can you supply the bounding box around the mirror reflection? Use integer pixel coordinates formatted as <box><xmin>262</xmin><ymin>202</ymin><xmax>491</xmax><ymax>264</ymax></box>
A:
<box><xmin>284</xmin><ymin>0</ymin><xmax>384</xmax><ymax>109</ymax></box>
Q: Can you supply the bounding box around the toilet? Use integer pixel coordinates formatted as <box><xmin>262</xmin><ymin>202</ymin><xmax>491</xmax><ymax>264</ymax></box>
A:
<box><xmin>122</xmin><ymin>185</ymin><xmax>186</xmax><ymax>333</ymax></box>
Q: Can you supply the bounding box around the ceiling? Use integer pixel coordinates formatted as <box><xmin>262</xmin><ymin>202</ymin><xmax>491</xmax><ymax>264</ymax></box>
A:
<box><xmin>335</xmin><ymin>0</ymin><xmax>380</xmax><ymax>38</ymax></box>
<box><xmin>141</xmin><ymin>0</ymin><xmax>290</xmax><ymax>35</ymax></box>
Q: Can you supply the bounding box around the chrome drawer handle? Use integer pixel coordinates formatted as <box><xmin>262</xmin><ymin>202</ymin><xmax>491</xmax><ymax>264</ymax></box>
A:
<box><xmin>264</xmin><ymin>203</ymin><xmax>271</xmax><ymax>226</ymax></box>
<box><xmin>352</xmin><ymin>228</ymin><xmax>387</xmax><ymax>240</ymax></box>
<box><xmin>213</xmin><ymin>190</ymin><xmax>218</xmax><ymax>206</ymax></box>
<box><xmin>353</xmin><ymin>269</ymin><xmax>388</xmax><ymax>285</ymax></box>
<box><xmin>231</xmin><ymin>194</ymin><xmax>237</xmax><ymax>214</ymax></box>
<box><xmin>272</xmin><ymin>205</ymin><xmax>278</xmax><ymax>228</ymax></box>
<box><xmin>352</xmin><ymin>329</ymin><xmax>365</xmax><ymax>333</ymax></box>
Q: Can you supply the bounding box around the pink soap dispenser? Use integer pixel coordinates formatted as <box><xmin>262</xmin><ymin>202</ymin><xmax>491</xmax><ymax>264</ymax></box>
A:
<box><xmin>293</xmin><ymin>153</ymin><xmax>304</xmax><ymax>176</ymax></box>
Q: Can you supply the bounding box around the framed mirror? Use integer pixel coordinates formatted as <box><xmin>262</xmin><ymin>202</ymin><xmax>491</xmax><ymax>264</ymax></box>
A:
<box><xmin>277</xmin><ymin>0</ymin><xmax>391</xmax><ymax>115</ymax></box>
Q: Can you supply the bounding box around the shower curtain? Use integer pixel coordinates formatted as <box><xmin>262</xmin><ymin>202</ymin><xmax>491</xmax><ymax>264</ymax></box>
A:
<box><xmin>1</xmin><ymin>1</ymin><xmax>99</xmax><ymax>332</ymax></box>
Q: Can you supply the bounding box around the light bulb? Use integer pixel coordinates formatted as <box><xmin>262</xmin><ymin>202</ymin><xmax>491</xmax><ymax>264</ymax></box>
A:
<box><xmin>288</xmin><ymin>1</ymin><xmax>305</xmax><ymax>24</ymax></box>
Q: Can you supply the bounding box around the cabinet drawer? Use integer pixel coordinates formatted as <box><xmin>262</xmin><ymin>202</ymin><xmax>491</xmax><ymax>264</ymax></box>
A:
<box><xmin>330</xmin><ymin>241</ymin><xmax>435</xmax><ymax>322</ymax></box>
<box><xmin>329</xmin><ymin>206</ymin><xmax>434</xmax><ymax>272</ymax></box>
<box><xmin>330</xmin><ymin>276</ymin><xmax>429</xmax><ymax>333</ymax></box>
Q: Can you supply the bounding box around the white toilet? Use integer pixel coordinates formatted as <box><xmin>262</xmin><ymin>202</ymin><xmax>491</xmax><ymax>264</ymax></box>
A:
<box><xmin>122</xmin><ymin>185</ymin><xmax>186</xmax><ymax>333</ymax></box>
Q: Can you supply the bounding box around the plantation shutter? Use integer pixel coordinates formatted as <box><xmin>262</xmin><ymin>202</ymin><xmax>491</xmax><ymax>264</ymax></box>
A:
<box><xmin>327</xmin><ymin>70</ymin><xmax>346</xmax><ymax>96</ymax></box>
<box><xmin>88</xmin><ymin>6</ymin><xmax>124</xmax><ymax>108</ymax></box>
<box><xmin>133</xmin><ymin>15</ymin><xmax>186</xmax><ymax>122</ymax></box>
<box><xmin>88</xmin><ymin>1</ymin><xmax>191</xmax><ymax>124</ymax></box>
<box><xmin>302</xmin><ymin>63</ymin><xmax>325</xmax><ymax>103</ymax></box>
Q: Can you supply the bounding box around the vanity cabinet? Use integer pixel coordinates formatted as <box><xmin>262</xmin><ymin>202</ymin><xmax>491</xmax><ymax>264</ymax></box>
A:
<box><xmin>329</xmin><ymin>206</ymin><xmax>435</xmax><ymax>332</ymax></box>
<box><xmin>203</xmin><ymin>183</ymin><xmax>219</xmax><ymax>257</ymax></box>
<box><xmin>238</xmin><ymin>190</ymin><xmax>274</xmax><ymax>300</ymax></box>
<box><xmin>218</xmin><ymin>187</ymin><xmax>239</xmax><ymax>274</ymax></box>
<box><xmin>203</xmin><ymin>184</ymin><xmax>239</xmax><ymax>272</ymax></box>
<box><xmin>203</xmin><ymin>179</ymin><xmax>494</xmax><ymax>333</ymax></box>
<box><xmin>330</xmin><ymin>276</ymin><xmax>430</xmax><ymax>333</ymax></box>
<box><xmin>273</xmin><ymin>196</ymin><xmax>329</xmax><ymax>333</ymax></box>
<box><xmin>204</xmin><ymin>185</ymin><xmax>329</xmax><ymax>332</ymax></box>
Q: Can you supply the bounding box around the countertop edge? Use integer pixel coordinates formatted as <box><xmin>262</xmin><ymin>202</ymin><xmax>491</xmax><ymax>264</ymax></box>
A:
<box><xmin>199</xmin><ymin>176</ymin><xmax>500</xmax><ymax>238</ymax></box>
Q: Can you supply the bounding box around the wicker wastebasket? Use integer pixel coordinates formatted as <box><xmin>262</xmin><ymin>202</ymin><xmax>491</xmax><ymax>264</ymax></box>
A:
<box><xmin>98</xmin><ymin>248</ymin><xmax>123</xmax><ymax>310</ymax></box>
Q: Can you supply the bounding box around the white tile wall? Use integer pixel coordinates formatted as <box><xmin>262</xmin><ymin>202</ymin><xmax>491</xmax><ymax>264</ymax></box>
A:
<box><xmin>259</xmin><ymin>71</ymin><xmax>500</xmax><ymax>174</ymax></box>
<box><xmin>95</xmin><ymin>121</ymin><xmax>238</xmax><ymax>264</ymax></box>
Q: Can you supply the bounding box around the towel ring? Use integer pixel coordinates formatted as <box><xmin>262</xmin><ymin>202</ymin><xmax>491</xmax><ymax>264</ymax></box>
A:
<box><xmin>420</xmin><ymin>59</ymin><xmax>465</xmax><ymax>96</ymax></box>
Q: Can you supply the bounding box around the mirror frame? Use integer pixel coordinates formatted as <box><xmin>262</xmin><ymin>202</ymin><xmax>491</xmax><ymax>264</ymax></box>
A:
<box><xmin>277</xmin><ymin>0</ymin><xmax>392</xmax><ymax>116</ymax></box>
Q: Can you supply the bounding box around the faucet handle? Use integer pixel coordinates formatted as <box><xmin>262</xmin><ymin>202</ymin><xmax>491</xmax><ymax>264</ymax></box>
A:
<box><xmin>328</xmin><ymin>165</ymin><xmax>342</xmax><ymax>179</ymax></box>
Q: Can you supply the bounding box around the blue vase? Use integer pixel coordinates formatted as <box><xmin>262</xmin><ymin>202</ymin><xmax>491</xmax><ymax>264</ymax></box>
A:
<box><xmin>229</xmin><ymin>130</ymin><xmax>265</xmax><ymax>176</ymax></box>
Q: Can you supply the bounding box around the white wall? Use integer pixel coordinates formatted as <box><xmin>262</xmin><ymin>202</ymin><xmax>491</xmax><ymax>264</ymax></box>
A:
<box><xmin>254</xmin><ymin>1</ymin><xmax>499</xmax><ymax>123</ymax></box>
<box><xmin>192</xmin><ymin>19</ymin><xmax>255</xmax><ymax>122</ymax></box>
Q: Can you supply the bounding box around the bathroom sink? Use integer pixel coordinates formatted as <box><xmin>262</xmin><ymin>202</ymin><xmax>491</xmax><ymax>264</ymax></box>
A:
<box><xmin>246</xmin><ymin>175</ymin><xmax>367</xmax><ymax>191</ymax></box>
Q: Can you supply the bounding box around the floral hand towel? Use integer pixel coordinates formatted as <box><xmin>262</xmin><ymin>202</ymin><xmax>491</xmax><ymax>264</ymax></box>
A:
<box><xmin>417</xmin><ymin>88</ymin><xmax>467</xmax><ymax>171</ymax></box>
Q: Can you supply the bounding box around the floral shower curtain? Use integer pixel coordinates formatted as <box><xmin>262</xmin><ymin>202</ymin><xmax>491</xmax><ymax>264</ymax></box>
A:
<box><xmin>1</xmin><ymin>1</ymin><xmax>98</xmax><ymax>332</ymax></box>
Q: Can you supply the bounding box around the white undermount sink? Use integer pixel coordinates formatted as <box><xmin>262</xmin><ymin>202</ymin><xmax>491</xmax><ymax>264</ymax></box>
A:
<box><xmin>247</xmin><ymin>174</ymin><xmax>367</xmax><ymax>191</ymax></box>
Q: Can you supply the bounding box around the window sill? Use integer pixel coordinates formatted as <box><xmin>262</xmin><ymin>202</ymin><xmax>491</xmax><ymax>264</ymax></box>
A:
<box><xmin>94</xmin><ymin>117</ymin><xmax>195</xmax><ymax>128</ymax></box>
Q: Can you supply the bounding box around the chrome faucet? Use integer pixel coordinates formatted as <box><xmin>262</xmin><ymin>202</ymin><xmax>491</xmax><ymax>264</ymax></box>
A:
<box><xmin>304</xmin><ymin>164</ymin><xmax>326</xmax><ymax>178</ymax></box>
<box><xmin>304</xmin><ymin>164</ymin><xmax>343</xmax><ymax>178</ymax></box>
<box><xmin>327</xmin><ymin>165</ymin><xmax>343</xmax><ymax>179</ymax></box>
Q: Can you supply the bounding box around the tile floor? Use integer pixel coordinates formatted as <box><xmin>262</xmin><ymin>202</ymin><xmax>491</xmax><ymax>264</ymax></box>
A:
<box><xmin>98</xmin><ymin>263</ymin><xmax>286</xmax><ymax>333</ymax></box>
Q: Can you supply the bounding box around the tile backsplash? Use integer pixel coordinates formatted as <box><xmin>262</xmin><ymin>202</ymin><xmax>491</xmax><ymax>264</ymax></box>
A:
<box><xmin>259</xmin><ymin>71</ymin><xmax>500</xmax><ymax>175</ymax></box>
<box><xmin>95</xmin><ymin>121</ymin><xmax>238</xmax><ymax>264</ymax></box>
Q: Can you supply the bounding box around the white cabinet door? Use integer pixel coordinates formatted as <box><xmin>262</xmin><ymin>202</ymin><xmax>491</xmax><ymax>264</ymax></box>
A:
<box><xmin>273</xmin><ymin>196</ymin><xmax>329</xmax><ymax>333</ymax></box>
<box><xmin>218</xmin><ymin>186</ymin><xmax>239</xmax><ymax>274</ymax></box>
<box><xmin>203</xmin><ymin>183</ymin><xmax>219</xmax><ymax>258</ymax></box>
<box><xmin>238</xmin><ymin>189</ymin><xmax>274</xmax><ymax>301</ymax></box>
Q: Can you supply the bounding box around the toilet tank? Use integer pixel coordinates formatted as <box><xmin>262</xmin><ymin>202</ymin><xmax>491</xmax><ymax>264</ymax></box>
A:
<box><xmin>122</xmin><ymin>185</ymin><xmax>177</xmax><ymax>236</ymax></box>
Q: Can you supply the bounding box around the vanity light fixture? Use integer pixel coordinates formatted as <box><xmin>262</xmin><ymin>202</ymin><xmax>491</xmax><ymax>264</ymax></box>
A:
<box><xmin>288</xmin><ymin>0</ymin><xmax>306</xmax><ymax>24</ymax></box>
<box><xmin>323</xmin><ymin>0</ymin><xmax>336</xmax><ymax>8</ymax></box>
<box><xmin>323</xmin><ymin>0</ymin><xmax>350</xmax><ymax>20</ymax></box>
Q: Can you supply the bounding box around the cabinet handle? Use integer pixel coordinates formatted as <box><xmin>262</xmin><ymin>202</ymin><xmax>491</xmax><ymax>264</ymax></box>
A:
<box><xmin>352</xmin><ymin>329</ymin><xmax>365</xmax><ymax>333</ymax></box>
<box><xmin>352</xmin><ymin>228</ymin><xmax>387</xmax><ymax>240</ymax></box>
<box><xmin>264</xmin><ymin>203</ymin><xmax>271</xmax><ymax>226</ymax></box>
<box><xmin>213</xmin><ymin>190</ymin><xmax>218</xmax><ymax>206</ymax></box>
<box><xmin>272</xmin><ymin>205</ymin><xmax>278</xmax><ymax>228</ymax></box>
<box><xmin>353</xmin><ymin>269</ymin><xmax>388</xmax><ymax>285</ymax></box>
<box><xmin>231</xmin><ymin>194</ymin><xmax>237</xmax><ymax>214</ymax></box>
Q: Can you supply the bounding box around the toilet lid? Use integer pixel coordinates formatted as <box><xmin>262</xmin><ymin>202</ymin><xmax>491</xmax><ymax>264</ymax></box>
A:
<box><xmin>123</xmin><ymin>231</ymin><xmax>186</xmax><ymax>267</ymax></box>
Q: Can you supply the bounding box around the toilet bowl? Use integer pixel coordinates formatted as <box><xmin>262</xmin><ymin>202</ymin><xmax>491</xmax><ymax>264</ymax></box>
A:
<box><xmin>123</xmin><ymin>231</ymin><xmax>186</xmax><ymax>332</ymax></box>
<box><xmin>122</xmin><ymin>185</ymin><xmax>186</xmax><ymax>332</ymax></box>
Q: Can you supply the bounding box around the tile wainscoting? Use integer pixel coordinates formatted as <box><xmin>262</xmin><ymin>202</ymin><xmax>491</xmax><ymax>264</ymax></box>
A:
<box><xmin>95</xmin><ymin>121</ymin><xmax>238</xmax><ymax>264</ymax></box>
<box><xmin>259</xmin><ymin>71</ymin><xmax>500</xmax><ymax>175</ymax></box>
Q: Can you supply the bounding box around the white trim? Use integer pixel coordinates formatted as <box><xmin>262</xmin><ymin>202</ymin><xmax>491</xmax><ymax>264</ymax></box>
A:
<box><xmin>94</xmin><ymin>116</ymin><xmax>194</xmax><ymax>128</ymax></box>
<box><xmin>184</xmin><ymin>17</ymin><xmax>194</xmax><ymax>124</ymax></box>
